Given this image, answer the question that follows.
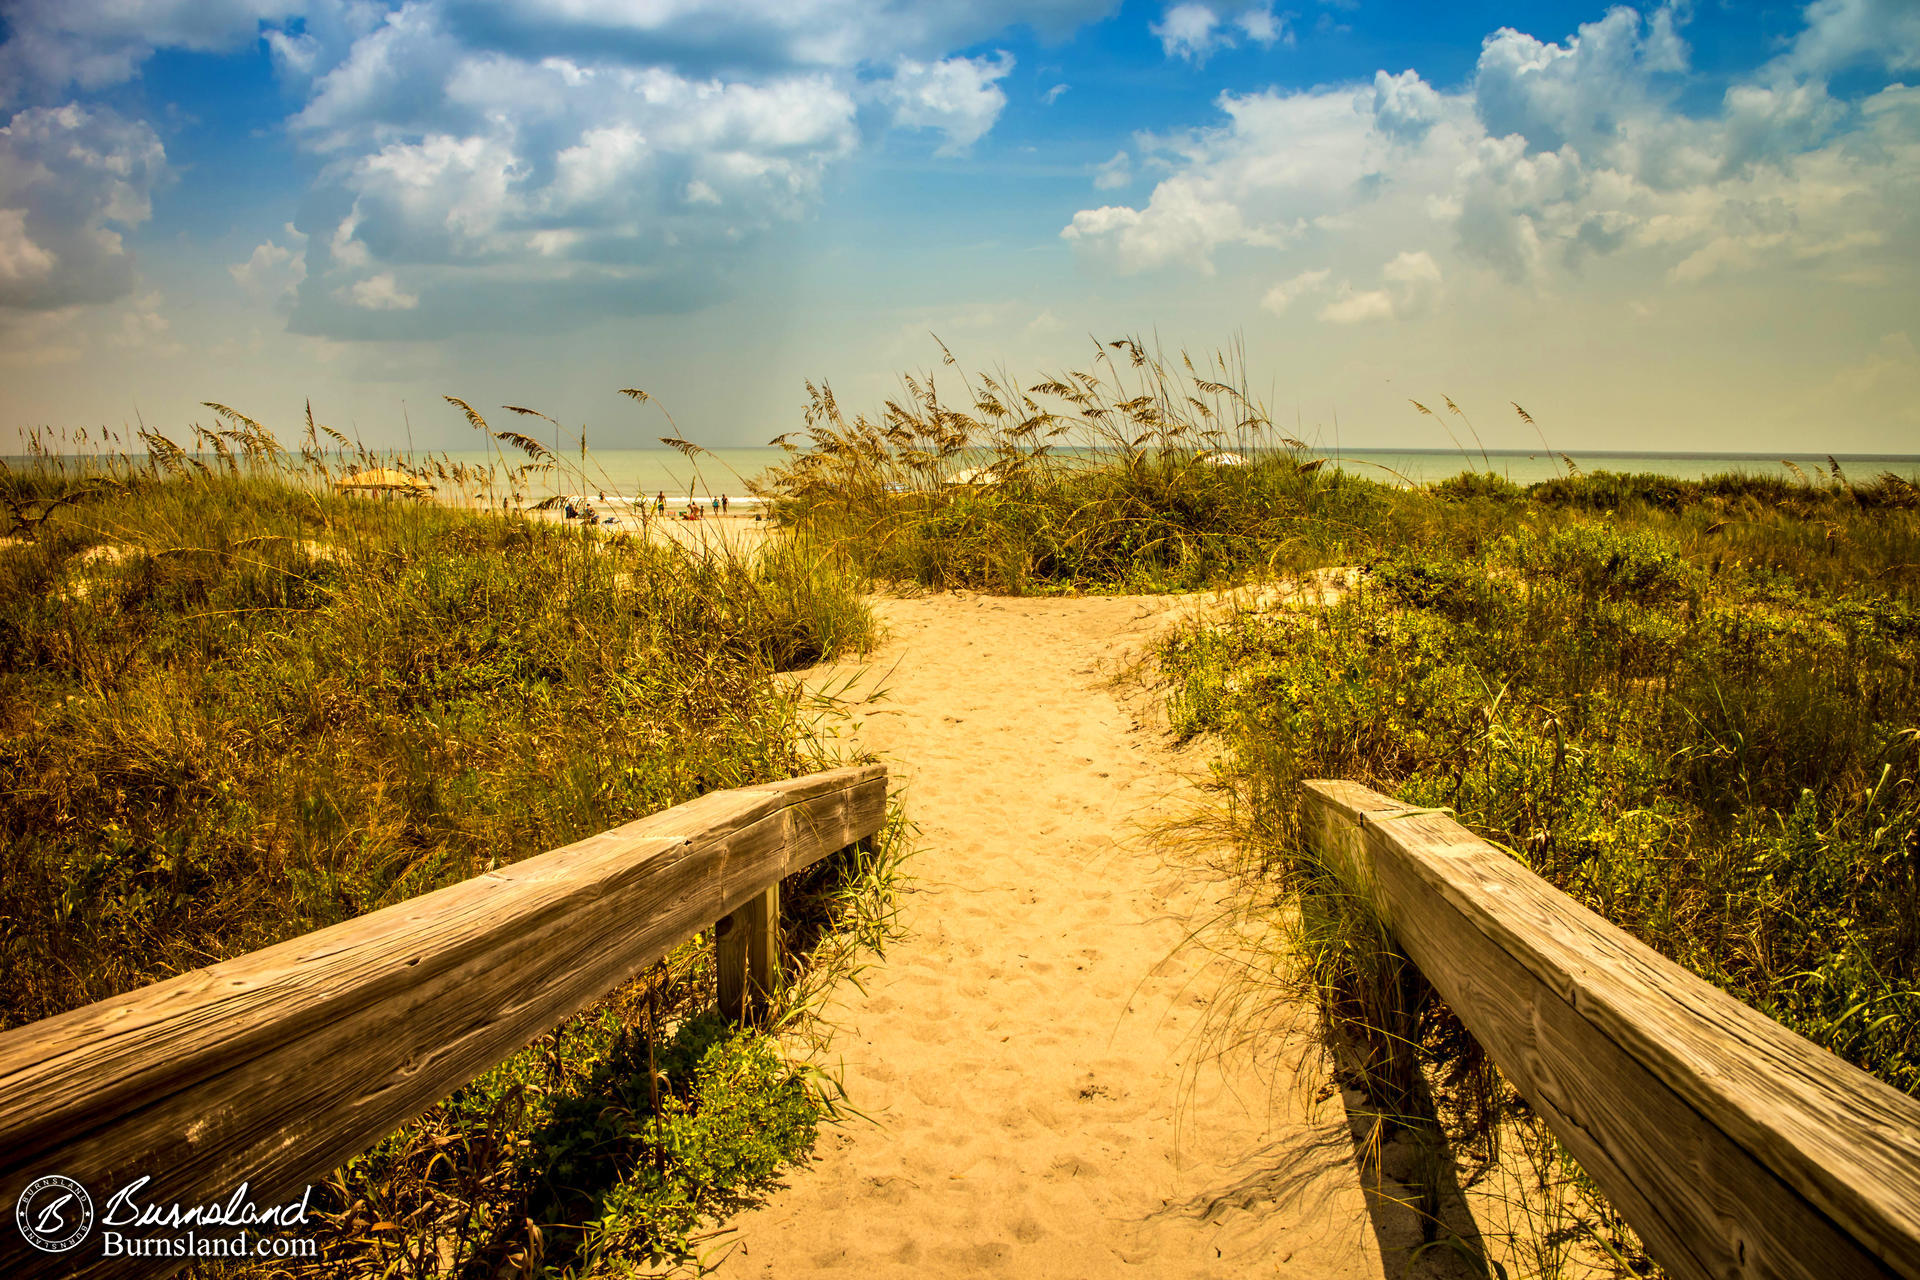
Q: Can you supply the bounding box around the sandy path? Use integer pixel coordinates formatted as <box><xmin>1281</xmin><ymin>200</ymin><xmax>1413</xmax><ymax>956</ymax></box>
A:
<box><xmin>718</xmin><ymin>593</ymin><xmax>1383</xmax><ymax>1279</ymax></box>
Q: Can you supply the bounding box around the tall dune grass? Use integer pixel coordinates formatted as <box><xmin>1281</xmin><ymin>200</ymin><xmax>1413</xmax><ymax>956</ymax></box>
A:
<box><xmin>760</xmin><ymin>337</ymin><xmax>1920</xmax><ymax>601</ymax></box>
<box><xmin>756</xmin><ymin>336</ymin><xmax>1374</xmax><ymax>591</ymax></box>
<box><xmin>0</xmin><ymin>469</ymin><xmax>873</xmax><ymax>1025</ymax></box>
<box><xmin>2</xmin><ymin>406</ymin><xmax>890</xmax><ymax>1276</ymax></box>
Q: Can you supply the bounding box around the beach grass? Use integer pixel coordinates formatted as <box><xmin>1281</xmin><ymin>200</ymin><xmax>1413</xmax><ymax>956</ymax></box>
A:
<box><xmin>1</xmin><ymin>413</ymin><xmax>897</xmax><ymax>1276</ymax></box>
<box><xmin>757</xmin><ymin>337</ymin><xmax>1919</xmax><ymax>598</ymax></box>
<box><xmin>1155</xmin><ymin>474</ymin><xmax>1920</xmax><ymax>1275</ymax></box>
<box><xmin>757</xmin><ymin>336</ymin><xmax>1341</xmax><ymax>592</ymax></box>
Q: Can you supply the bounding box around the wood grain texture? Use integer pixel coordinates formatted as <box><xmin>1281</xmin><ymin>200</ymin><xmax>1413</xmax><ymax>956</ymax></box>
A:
<box><xmin>761</xmin><ymin>765</ymin><xmax>888</xmax><ymax>876</ymax></box>
<box><xmin>0</xmin><ymin>764</ymin><xmax>886</xmax><ymax>1279</ymax></box>
<box><xmin>715</xmin><ymin>883</ymin><xmax>779</xmax><ymax>1025</ymax></box>
<box><xmin>1301</xmin><ymin>780</ymin><xmax>1920</xmax><ymax>1280</ymax></box>
<box><xmin>746</xmin><ymin>884</ymin><xmax>779</xmax><ymax>1018</ymax></box>
<box><xmin>716</xmin><ymin>909</ymin><xmax>749</xmax><ymax>1025</ymax></box>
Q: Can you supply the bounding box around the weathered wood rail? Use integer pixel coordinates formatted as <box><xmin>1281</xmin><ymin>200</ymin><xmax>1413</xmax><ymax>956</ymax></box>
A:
<box><xmin>0</xmin><ymin>763</ymin><xmax>886</xmax><ymax>1278</ymax></box>
<box><xmin>1302</xmin><ymin>780</ymin><xmax>1920</xmax><ymax>1280</ymax></box>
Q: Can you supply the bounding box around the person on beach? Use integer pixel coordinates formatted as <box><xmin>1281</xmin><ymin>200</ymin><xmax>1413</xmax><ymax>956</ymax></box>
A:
<box><xmin>656</xmin><ymin>491</ymin><xmax>666</xmax><ymax>514</ymax></box>
<box><xmin>721</xmin><ymin>494</ymin><xmax>729</xmax><ymax>514</ymax></box>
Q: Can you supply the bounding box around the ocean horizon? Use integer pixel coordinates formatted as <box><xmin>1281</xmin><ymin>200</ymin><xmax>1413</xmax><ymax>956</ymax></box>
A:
<box><xmin>395</xmin><ymin>445</ymin><xmax>1920</xmax><ymax>497</ymax></box>
<box><xmin>11</xmin><ymin>445</ymin><xmax>1918</xmax><ymax>500</ymax></box>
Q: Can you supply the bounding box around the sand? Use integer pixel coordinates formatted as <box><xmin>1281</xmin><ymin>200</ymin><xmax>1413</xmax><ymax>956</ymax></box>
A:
<box><xmin>518</xmin><ymin>505</ymin><xmax>774</xmax><ymax>552</ymax></box>
<box><xmin>716</xmin><ymin>593</ymin><xmax>1385</xmax><ymax>1279</ymax></box>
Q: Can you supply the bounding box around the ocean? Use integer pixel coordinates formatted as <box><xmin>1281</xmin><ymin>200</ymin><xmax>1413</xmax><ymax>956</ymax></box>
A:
<box><xmin>13</xmin><ymin>446</ymin><xmax>1917</xmax><ymax>501</ymax></box>
<box><xmin>419</xmin><ymin>446</ymin><xmax>1920</xmax><ymax>500</ymax></box>
<box><xmin>1303</xmin><ymin>448</ymin><xmax>1920</xmax><ymax>487</ymax></box>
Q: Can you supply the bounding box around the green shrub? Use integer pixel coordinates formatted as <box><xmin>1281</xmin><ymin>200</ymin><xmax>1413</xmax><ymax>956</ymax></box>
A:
<box><xmin>1161</xmin><ymin>524</ymin><xmax>1920</xmax><ymax>1096</ymax></box>
<box><xmin>1507</xmin><ymin>520</ymin><xmax>1698</xmax><ymax>603</ymax></box>
<box><xmin>1430</xmin><ymin>471</ymin><xmax>1523</xmax><ymax>502</ymax></box>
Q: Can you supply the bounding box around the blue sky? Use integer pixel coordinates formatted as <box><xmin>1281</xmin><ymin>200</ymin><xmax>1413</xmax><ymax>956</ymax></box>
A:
<box><xmin>1</xmin><ymin>0</ymin><xmax>1916</xmax><ymax>453</ymax></box>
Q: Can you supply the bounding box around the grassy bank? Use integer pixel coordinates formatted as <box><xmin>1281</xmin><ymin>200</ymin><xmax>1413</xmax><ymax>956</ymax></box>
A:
<box><xmin>1156</xmin><ymin>476</ymin><xmax>1919</xmax><ymax>1273</ymax></box>
<box><xmin>2</xmin><ymin>436</ymin><xmax>892</xmax><ymax>1275</ymax></box>
<box><xmin>1161</xmin><ymin>485</ymin><xmax>1920</xmax><ymax>1091</ymax></box>
<box><xmin>1</xmin><ymin>467</ymin><xmax>872</xmax><ymax>1024</ymax></box>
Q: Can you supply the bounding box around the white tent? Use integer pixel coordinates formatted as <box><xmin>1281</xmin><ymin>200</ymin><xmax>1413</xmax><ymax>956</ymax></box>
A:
<box><xmin>945</xmin><ymin>464</ymin><xmax>1003</xmax><ymax>487</ymax></box>
<box><xmin>1200</xmin><ymin>451</ymin><xmax>1251</xmax><ymax>467</ymax></box>
<box><xmin>334</xmin><ymin>467</ymin><xmax>435</xmax><ymax>496</ymax></box>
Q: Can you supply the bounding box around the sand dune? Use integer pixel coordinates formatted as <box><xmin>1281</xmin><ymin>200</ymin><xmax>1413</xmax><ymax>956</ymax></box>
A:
<box><xmin>718</xmin><ymin>593</ymin><xmax>1384</xmax><ymax>1278</ymax></box>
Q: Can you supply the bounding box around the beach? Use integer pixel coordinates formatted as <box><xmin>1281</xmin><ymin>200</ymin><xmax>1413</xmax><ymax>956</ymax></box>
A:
<box><xmin>514</xmin><ymin>493</ymin><xmax>776</xmax><ymax>552</ymax></box>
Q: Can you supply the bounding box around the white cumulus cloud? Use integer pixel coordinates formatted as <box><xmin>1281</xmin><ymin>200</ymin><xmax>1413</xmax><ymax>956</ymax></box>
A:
<box><xmin>1065</xmin><ymin>1</ymin><xmax>1920</xmax><ymax>310</ymax></box>
<box><xmin>1152</xmin><ymin>4</ymin><xmax>1224</xmax><ymax>63</ymax></box>
<box><xmin>1151</xmin><ymin>2</ymin><xmax>1289</xmax><ymax>65</ymax></box>
<box><xmin>230</xmin><ymin>225</ymin><xmax>309</xmax><ymax>307</ymax></box>
<box><xmin>883</xmin><ymin>52</ymin><xmax>1016</xmax><ymax>156</ymax></box>
<box><xmin>259</xmin><ymin>1</ymin><xmax>1069</xmax><ymax>335</ymax></box>
<box><xmin>1261</xmin><ymin>267</ymin><xmax>1329</xmax><ymax>314</ymax></box>
<box><xmin>1370</xmin><ymin>69</ymin><xmax>1444</xmax><ymax>146</ymax></box>
<box><xmin>344</xmin><ymin>271</ymin><xmax>419</xmax><ymax>310</ymax></box>
<box><xmin>1</xmin><ymin>0</ymin><xmax>1120</xmax><ymax>339</ymax></box>
<box><xmin>1319</xmin><ymin>286</ymin><xmax>1395</xmax><ymax>324</ymax></box>
<box><xmin>1062</xmin><ymin>174</ymin><xmax>1277</xmax><ymax>275</ymax></box>
<box><xmin>1780</xmin><ymin>0</ymin><xmax>1920</xmax><ymax>77</ymax></box>
<box><xmin>0</xmin><ymin>104</ymin><xmax>166</xmax><ymax>313</ymax></box>
<box><xmin>0</xmin><ymin>0</ymin><xmax>302</xmax><ymax>99</ymax></box>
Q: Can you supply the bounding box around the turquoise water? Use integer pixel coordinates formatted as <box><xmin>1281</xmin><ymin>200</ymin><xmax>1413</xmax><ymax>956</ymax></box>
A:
<box><xmin>424</xmin><ymin>446</ymin><xmax>1919</xmax><ymax>497</ymax></box>
<box><xmin>1314</xmin><ymin>449</ymin><xmax>1920</xmax><ymax>487</ymax></box>
<box><xmin>12</xmin><ymin>446</ymin><xmax>1916</xmax><ymax>499</ymax></box>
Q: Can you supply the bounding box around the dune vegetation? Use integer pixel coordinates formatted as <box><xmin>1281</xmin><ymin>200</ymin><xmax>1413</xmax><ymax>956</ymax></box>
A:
<box><xmin>762</xmin><ymin>337</ymin><xmax>1920</xmax><ymax>1274</ymax></box>
<box><xmin>11</xmin><ymin>344</ymin><xmax>1917</xmax><ymax>1274</ymax></box>
<box><xmin>1157</xmin><ymin>483</ymin><xmax>1920</xmax><ymax>1272</ymax></box>
<box><xmin>1</xmin><ymin>414</ymin><xmax>899</xmax><ymax>1277</ymax></box>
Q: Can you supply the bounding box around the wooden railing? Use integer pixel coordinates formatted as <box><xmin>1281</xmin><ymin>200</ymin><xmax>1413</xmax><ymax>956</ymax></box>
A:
<box><xmin>0</xmin><ymin>763</ymin><xmax>887</xmax><ymax>1278</ymax></box>
<box><xmin>1302</xmin><ymin>780</ymin><xmax>1920</xmax><ymax>1280</ymax></box>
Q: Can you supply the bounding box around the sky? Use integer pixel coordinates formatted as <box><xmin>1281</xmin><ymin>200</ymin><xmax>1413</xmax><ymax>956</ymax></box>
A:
<box><xmin>0</xmin><ymin>0</ymin><xmax>1916</xmax><ymax>454</ymax></box>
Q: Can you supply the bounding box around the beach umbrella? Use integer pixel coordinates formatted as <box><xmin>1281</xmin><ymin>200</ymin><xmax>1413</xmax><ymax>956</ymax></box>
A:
<box><xmin>334</xmin><ymin>467</ymin><xmax>435</xmax><ymax>496</ymax></box>
<box><xmin>1200</xmin><ymin>451</ymin><xmax>1250</xmax><ymax>467</ymax></box>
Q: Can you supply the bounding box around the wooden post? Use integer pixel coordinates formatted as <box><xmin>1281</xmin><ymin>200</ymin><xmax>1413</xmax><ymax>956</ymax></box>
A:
<box><xmin>714</xmin><ymin>910</ymin><xmax>748</xmax><ymax>1024</ymax></box>
<box><xmin>746</xmin><ymin>882</ymin><xmax>779</xmax><ymax>1015</ymax></box>
<box><xmin>715</xmin><ymin>885</ymin><xmax>778</xmax><ymax>1024</ymax></box>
